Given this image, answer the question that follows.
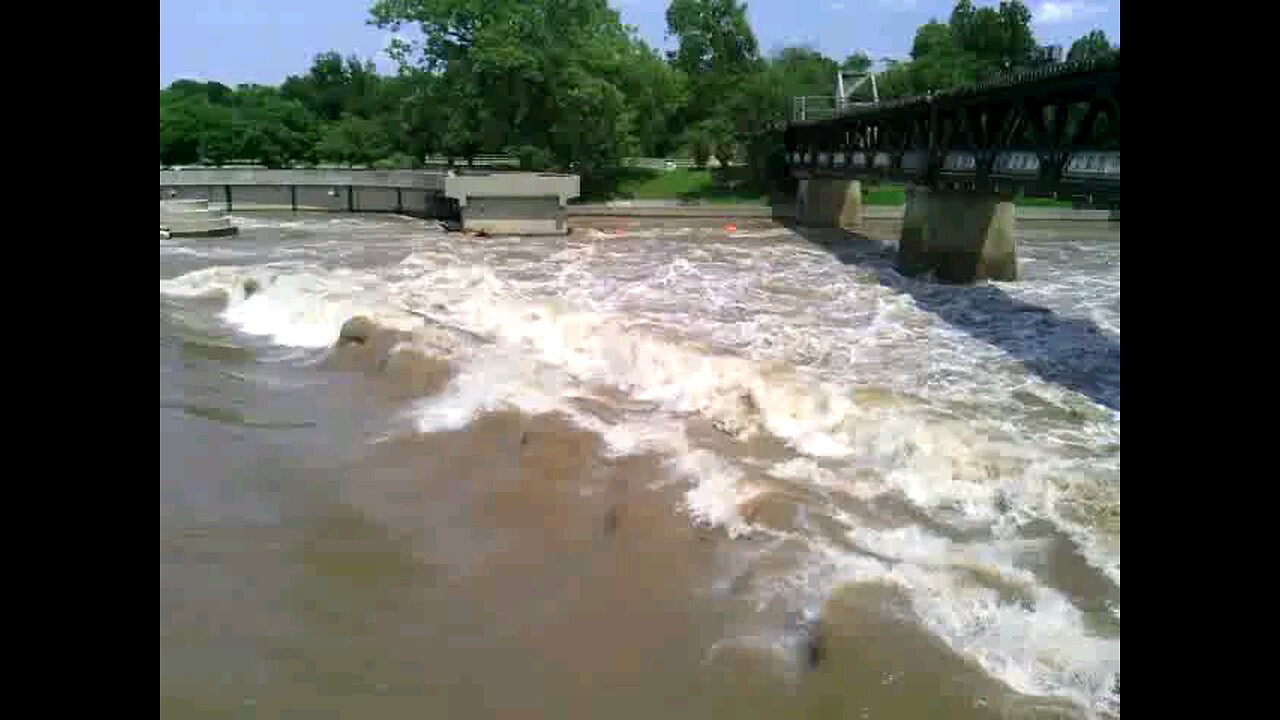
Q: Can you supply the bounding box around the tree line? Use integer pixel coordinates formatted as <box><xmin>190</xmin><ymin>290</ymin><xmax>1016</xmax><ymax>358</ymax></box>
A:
<box><xmin>159</xmin><ymin>0</ymin><xmax>1118</xmax><ymax>192</ymax></box>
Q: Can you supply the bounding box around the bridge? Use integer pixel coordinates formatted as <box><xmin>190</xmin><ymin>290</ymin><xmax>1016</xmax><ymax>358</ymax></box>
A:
<box><xmin>783</xmin><ymin>56</ymin><xmax>1120</xmax><ymax>282</ymax></box>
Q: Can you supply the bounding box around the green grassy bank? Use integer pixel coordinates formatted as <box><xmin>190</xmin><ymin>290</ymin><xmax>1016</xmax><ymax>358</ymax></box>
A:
<box><xmin>580</xmin><ymin>167</ymin><xmax>1075</xmax><ymax>208</ymax></box>
<box><xmin>579</xmin><ymin>167</ymin><xmax>768</xmax><ymax>204</ymax></box>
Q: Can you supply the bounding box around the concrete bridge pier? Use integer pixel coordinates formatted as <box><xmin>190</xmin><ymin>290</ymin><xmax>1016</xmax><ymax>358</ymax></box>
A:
<box><xmin>797</xmin><ymin>178</ymin><xmax>862</xmax><ymax>229</ymax></box>
<box><xmin>897</xmin><ymin>185</ymin><xmax>1017</xmax><ymax>283</ymax></box>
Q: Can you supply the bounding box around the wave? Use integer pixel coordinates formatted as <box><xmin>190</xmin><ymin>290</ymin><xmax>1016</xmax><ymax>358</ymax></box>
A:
<box><xmin>160</xmin><ymin>245</ymin><xmax>1120</xmax><ymax>715</ymax></box>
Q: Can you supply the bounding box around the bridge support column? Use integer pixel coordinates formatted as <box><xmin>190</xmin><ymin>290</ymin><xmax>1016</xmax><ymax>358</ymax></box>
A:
<box><xmin>897</xmin><ymin>185</ymin><xmax>1017</xmax><ymax>283</ymax></box>
<box><xmin>797</xmin><ymin>178</ymin><xmax>861</xmax><ymax>229</ymax></box>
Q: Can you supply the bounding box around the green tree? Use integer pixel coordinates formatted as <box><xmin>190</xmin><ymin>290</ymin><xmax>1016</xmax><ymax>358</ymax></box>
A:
<box><xmin>369</xmin><ymin>0</ymin><xmax>654</xmax><ymax>175</ymax></box>
<box><xmin>230</xmin><ymin>85</ymin><xmax>317</xmax><ymax>167</ymax></box>
<box><xmin>165</xmin><ymin>79</ymin><xmax>235</xmax><ymax>105</ymax></box>
<box><xmin>378</xmin><ymin>71</ymin><xmax>441</xmax><ymax>162</ymax></box>
<box><xmin>727</xmin><ymin>46</ymin><xmax>842</xmax><ymax>190</ymax></box>
<box><xmin>1068</xmin><ymin>30</ymin><xmax>1116</xmax><ymax>64</ymax></box>
<box><xmin>160</xmin><ymin>85</ymin><xmax>238</xmax><ymax>166</ymax></box>
<box><xmin>842</xmin><ymin>52</ymin><xmax>872</xmax><ymax>74</ymax></box>
<box><xmin>160</xmin><ymin>94</ymin><xmax>205</xmax><ymax>166</ymax></box>
<box><xmin>281</xmin><ymin>51</ymin><xmax>383</xmax><ymax>122</ymax></box>
<box><xmin>317</xmin><ymin>114</ymin><xmax>391</xmax><ymax>166</ymax></box>
<box><xmin>616</xmin><ymin>40</ymin><xmax>688</xmax><ymax>157</ymax></box>
<box><xmin>908</xmin><ymin>21</ymin><xmax>979</xmax><ymax>92</ymax></box>
<box><xmin>665</xmin><ymin>0</ymin><xmax>760</xmax><ymax>127</ymax></box>
<box><xmin>196</xmin><ymin>103</ymin><xmax>238</xmax><ymax>166</ymax></box>
<box><xmin>948</xmin><ymin>0</ymin><xmax>1036</xmax><ymax>78</ymax></box>
<box><xmin>875</xmin><ymin>60</ymin><xmax>918</xmax><ymax>100</ymax></box>
<box><xmin>665</xmin><ymin>0</ymin><xmax>759</xmax><ymax>77</ymax></box>
<box><xmin>773</xmin><ymin>47</ymin><xmax>839</xmax><ymax>97</ymax></box>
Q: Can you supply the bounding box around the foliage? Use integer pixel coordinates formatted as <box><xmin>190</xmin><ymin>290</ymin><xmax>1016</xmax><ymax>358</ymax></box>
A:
<box><xmin>1068</xmin><ymin>30</ymin><xmax>1117</xmax><ymax>64</ymax></box>
<box><xmin>160</xmin><ymin>0</ymin><xmax>1115</xmax><ymax>193</ymax></box>
<box><xmin>842</xmin><ymin>52</ymin><xmax>871</xmax><ymax>74</ymax></box>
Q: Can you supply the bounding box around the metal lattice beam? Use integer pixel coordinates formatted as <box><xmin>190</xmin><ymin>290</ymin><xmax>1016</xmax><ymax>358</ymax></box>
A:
<box><xmin>784</xmin><ymin>56</ymin><xmax>1120</xmax><ymax>201</ymax></box>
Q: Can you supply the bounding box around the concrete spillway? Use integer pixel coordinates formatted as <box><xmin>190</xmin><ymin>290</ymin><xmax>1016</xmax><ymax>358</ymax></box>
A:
<box><xmin>160</xmin><ymin>198</ymin><xmax>238</xmax><ymax>237</ymax></box>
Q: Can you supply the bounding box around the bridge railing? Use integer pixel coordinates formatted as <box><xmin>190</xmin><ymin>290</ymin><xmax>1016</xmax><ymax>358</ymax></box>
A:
<box><xmin>792</xmin><ymin>96</ymin><xmax>883</xmax><ymax>122</ymax></box>
<box><xmin>792</xmin><ymin>96</ymin><xmax>838</xmax><ymax>122</ymax></box>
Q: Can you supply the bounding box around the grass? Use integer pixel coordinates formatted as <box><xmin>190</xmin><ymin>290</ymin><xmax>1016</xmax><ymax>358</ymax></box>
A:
<box><xmin>577</xmin><ymin>168</ymin><xmax>1078</xmax><ymax>208</ymax></box>
<box><xmin>864</xmin><ymin>184</ymin><xmax>907</xmax><ymax>206</ymax></box>
<box><xmin>578</xmin><ymin>167</ymin><xmax>769</xmax><ymax>204</ymax></box>
<box><xmin>862</xmin><ymin>183</ymin><xmax>1075</xmax><ymax>208</ymax></box>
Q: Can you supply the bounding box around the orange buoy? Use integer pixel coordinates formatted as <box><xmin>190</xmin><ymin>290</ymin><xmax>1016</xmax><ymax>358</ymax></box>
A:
<box><xmin>724</xmin><ymin>223</ymin><xmax>737</xmax><ymax>233</ymax></box>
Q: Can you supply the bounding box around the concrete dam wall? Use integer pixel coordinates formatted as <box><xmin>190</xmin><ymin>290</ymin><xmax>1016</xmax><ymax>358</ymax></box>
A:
<box><xmin>159</xmin><ymin>168</ymin><xmax>455</xmax><ymax>217</ymax></box>
<box><xmin>159</xmin><ymin>169</ymin><xmax>582</xmax><ymax>235</ymax></box>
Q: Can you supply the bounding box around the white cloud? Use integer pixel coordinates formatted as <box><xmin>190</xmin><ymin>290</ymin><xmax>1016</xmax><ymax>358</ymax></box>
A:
<box><xmin>829</xmin><ymin>1</ymin><xmax>846</xmax><ymax>10</ymax></box>
<box><xmin>1034</xmin><ymin>1</ymin><xmax>1106</xmax><ymax>24</ymax></box>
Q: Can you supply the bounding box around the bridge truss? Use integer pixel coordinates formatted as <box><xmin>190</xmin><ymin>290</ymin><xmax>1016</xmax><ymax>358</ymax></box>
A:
<box><xmin>784</xmin><ymin>56</ymin><xmax>1120</xmax><ymax>203</ymax></box>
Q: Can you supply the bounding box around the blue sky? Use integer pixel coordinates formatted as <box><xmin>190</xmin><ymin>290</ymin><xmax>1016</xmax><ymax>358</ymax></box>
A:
<box><xmin>160</xmin><ymin>0</ymin><xmax>1120</xmax><ymax>87</ymax></box>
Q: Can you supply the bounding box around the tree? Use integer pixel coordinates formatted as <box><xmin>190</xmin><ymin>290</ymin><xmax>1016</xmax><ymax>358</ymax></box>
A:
<box><xmin>160</xmin><ymin>84</ymin><xmax>239</xmax><ymax>166</ymax></box>
<box><xmin>160</xmin><ymin>94</ymin><xmax>206</xmax><ymax>166</ymax></box>
<box><xmin>281</xmin><ymin>52</ymin><xmax>383</xmax><ymax>122</ymax></box>
<box><xmin>165</xmin><ymin>79</ymin><xmax>234</xmax><ymax>105</ymax></box>
<box><xmin>378</xmin><ymin>71</ymin><xmax>442</xmax><ymax>162</ymax></box>
<box><xmin>616</xmin><ymin>40</ymin><xmax>688</xmax><ymax>157</ymax></box>
<box><xmin>1068</xmin><ymin>30</ymin><xmax>1116</xmax><ymax>64</ymax></box>
<box><xmin>727</xmin><ymin>46</ymin><xmax>843</xmax><ymax>190</ymax></box>
<box><xmin>842</xmin><ymin>52</ymin><xmax>872</xmax><ymax>74</ymax></box>
<box><xmin>665</xmin><ymin>0</ymin><xmax>760</xmax><ymax>126</ymax></box>
<box><xmin>948</xmin><ymin>0</ymin><xmax>1036</xmax><ymax>78</ymax></box>
<box><xmin>908</xmin><ymin>20</ymin><xmax>979</xmax><ymax>91</ymax></box>
<box><xmin>159</xmin><ymin>0</ymin><xmax>1090</xmax><ymax>188</ymax></box>
<box><xmin>666</xmin><ymin>0</ymin><xmax>759</xmax><ymax>77</ymax></box>
<box><xmin>229</xmin><ymin>86</ymin><xmax>318</xmax><ymax>167</ymax></box>
<box><xmin>882</xmin><ymin>0</ymin><xmax>1039</xmax><ymax>96</ymax></box>
<box><xmin>317</xmin><ymin>115</ymin><xmax>391</xmax><ymax>166</ymax></box>
<box><xmin>368</xmin><ymin>0</ymin><xmax>655</xmax><ymax>174</ymax></box>
<box><xmin>772</xmin><ymin>47</ymin><xmax>839</xmax><ymax>98</ymax></box>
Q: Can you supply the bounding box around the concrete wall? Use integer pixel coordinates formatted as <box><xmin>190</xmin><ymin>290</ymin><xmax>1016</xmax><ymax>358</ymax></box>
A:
<box><xmin>160</xmin><ymin>199</ymin><xmax>237</xmax><ymax>237</ymax></box>
<box><xmin>160</xmin><ymin>169</ymin><xmax>454</xmax><ymax>218</ymax></box>
<box><xmin>443</xmin><ymin>172</ymin><xmax>581</xmax><ymax>235</ymax></box>
<box><xmin>160</xmin><ymin>168</ymin><xmax>447</xmax><ymax>190</ymax></box>
<box><xmin>460</xmin><ymin>196</ymin><xmax>568</xmax><ymax>235</ymax></box>
<box><xmin>444</xmin><ymin>172</ymin><xmax>580</xmax><ymax>205</ymax></box>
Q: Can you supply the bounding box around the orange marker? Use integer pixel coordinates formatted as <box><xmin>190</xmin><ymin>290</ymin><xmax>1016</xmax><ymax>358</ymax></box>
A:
<box><xmin>724</xmin><ymin>223</ymin><xmax>737</xmax><ymax>233</ymax></box>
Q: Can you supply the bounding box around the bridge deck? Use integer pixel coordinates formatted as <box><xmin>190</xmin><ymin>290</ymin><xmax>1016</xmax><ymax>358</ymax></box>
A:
<box><xmin>784</xmin><ymin>56</ymin><xmax>1120</xmax><ymax>201</ymax></box>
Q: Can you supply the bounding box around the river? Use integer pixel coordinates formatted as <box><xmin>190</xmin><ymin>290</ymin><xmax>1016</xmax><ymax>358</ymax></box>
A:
<box><xmin>159</xmin><ymin>213</ymin><xmax>1120</xmax><ymax>719</ymax></box>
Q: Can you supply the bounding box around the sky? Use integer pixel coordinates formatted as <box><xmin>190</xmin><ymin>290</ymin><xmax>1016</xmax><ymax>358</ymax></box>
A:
<box><xmin>160</xmin><ymin>0</ymin><xmax>1120</xmax><ymax>87</ymax></box>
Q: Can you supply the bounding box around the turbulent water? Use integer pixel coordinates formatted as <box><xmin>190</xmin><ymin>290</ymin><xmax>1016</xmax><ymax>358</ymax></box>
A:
<box><xmin>159</xmin><ymin>214</ymin><xmax>1119</xmax><ymax>719</ymax></box>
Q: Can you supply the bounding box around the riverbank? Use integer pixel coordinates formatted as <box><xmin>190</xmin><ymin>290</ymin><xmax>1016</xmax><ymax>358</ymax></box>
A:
<box><xmin>567</xmin><ymin>201</ymin><xmax>1118</xmax><ymax>222</ymax></box>
<box><xmin>579</xmin><ymin>168</ymin><xmax>1092</xmax><ymax>210</ymax></box>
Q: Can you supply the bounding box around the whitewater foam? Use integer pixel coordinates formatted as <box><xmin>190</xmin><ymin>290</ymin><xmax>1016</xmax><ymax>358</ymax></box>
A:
<box><xmin>159</xmin><ymin>220</ymin><xmax>1120</xmax><ymax>716</ymax></box>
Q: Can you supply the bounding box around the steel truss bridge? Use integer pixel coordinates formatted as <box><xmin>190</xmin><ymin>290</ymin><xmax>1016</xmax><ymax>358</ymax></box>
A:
<box><xmin>783</xmin><ymin>56</ymin><xmax>1120</xmax><ymax>203</ymax></box>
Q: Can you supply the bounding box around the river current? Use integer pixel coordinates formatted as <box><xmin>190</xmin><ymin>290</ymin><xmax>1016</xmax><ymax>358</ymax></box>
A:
<box><xmin>159</xmin><ymin>214</ymin><xmax>1119</xmax><ymax>719</ymax></box>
